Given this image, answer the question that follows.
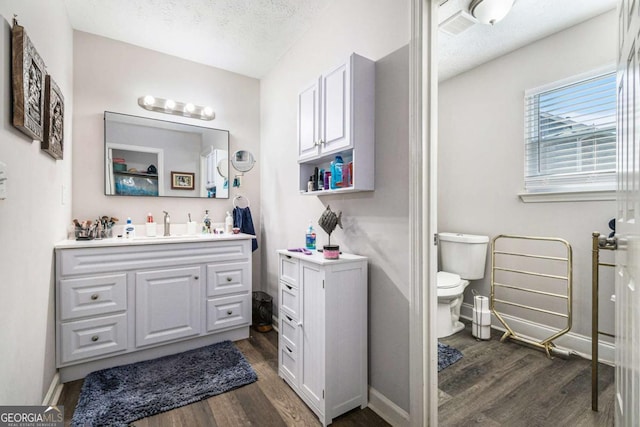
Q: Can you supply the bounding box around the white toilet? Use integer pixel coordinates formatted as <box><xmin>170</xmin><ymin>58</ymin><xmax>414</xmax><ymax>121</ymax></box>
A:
<box><xmin>437</xmin><ymin>232</ymin><xmax>489</xmax><ymax>338</ymax></box>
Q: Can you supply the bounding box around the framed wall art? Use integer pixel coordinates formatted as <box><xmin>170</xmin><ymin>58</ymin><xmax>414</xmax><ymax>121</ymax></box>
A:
<box><xmin>171</xmin><ymin>171</ymin><xmax>195</xmax><ymax>190</ymax></box>
<box><xmin>42</xmin><ymin>76</ymin><xmax>64</xmax><ymax>159</ymax></box>
<box><xmin>12</xmin><ymin>19</ymin><xmax>46</xmax><ymax>141</ymax></box>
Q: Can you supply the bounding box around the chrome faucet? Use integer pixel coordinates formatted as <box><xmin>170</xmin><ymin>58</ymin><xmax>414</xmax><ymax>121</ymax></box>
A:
<box><xmin>163</xmin><ymin>211</ymin><xmax>170</xmax><ymax>236</ymax></box>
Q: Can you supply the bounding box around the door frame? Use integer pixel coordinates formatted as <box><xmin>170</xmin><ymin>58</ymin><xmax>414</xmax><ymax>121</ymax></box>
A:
<box><xmin>409</xmin><ymin>0</ymin><xmax>438</xmax><ymax>425</ymax></box>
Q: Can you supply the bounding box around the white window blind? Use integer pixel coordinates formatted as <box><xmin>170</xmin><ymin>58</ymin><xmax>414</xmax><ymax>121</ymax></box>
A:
<box><xmin>524</xmin><ymin>71</ymin><xmax>617</xmax><ymax>193</ymax></box>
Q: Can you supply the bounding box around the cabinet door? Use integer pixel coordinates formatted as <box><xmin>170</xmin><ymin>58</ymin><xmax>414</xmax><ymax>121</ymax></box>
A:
<box><xmin>135</xmin><ymin>266</ymin><xmax>201</xmax><ymax>347</ymax></box>
<box><xmin>298</xmin><ymin>79</ymin><xmax>321</xmax><ymax>160</ymax></box>
<box><xmin>300</xmin><ymin>261</ymin><xmax>325</xmax><ymax>411</ymax></box>
<box><xmin>321</xmin><ymin>60</ymin><xmax>351</xmax><ymax>155</ymax></box>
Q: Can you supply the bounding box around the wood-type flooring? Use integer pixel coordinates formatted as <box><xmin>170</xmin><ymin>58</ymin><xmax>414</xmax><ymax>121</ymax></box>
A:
<box><xmin>58</xmin><ymin>324</ymin><xmax>616</xmax><ymax>426</ymax></box>
<box><xmin>438</xmin><ymin>322</ymin><xmax>615</xmax><ymax>426</ymax></box>
<box><xmin>58</xmin><ymin>329</ymin><xmax>388</xmax><ymax>426</ymax></box>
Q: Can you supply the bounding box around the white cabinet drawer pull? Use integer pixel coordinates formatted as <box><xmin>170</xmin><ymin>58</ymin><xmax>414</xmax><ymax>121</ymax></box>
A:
<box><xmin>90</xmin><ymin>294</ymin><xmax>99</xmax><ymax>300</ymax></box>
<box><xmin>91</xmin><ymin>335</ymin><xmax>99</xmax><ymax>342</ymax></box>
<box><xmin>297</xmin><ymin>322</ymin><xmax>303</xmax><ymax>327</ymax></box>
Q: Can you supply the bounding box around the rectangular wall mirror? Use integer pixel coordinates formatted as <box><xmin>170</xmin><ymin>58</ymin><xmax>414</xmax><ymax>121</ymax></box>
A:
<box><xmin>104</xmin><ymin>111</ymin><xmax>229</xmax><ymax>199</ymax></box>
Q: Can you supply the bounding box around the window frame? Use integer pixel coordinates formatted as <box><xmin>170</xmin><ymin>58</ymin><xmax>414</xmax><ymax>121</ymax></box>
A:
<box><xmin>520</xmin><ymin>65</ymin><xmax>617</xmax><ymax>203</ymax></box>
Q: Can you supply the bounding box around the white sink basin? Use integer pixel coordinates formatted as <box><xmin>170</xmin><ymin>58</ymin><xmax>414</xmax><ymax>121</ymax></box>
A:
<box><xmin>132</xmin><ymin>234</ymin><xmax>207</xmax><ymax>242</ymax></box>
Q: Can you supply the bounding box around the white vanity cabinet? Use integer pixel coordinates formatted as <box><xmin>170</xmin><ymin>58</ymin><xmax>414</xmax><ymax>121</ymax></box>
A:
<box><xmin>55</xmin><ymin>236</ymin><xmax>252</xmax><ymax>382</ymax></box>
<box><xmin>297</xmin><ymin>53</ymin><xmax>375</xmax><ymax>195</ymax></box>
<box><xmin>277</xmin><ymin>250</ymin><xmax>368</xmax><ymax>426</ymax></box>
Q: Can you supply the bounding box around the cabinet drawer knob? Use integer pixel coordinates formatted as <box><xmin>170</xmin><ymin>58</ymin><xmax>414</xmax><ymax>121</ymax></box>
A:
<box><xmin>91</xmin><ymin>335</ymin><xmax>99</xmax><ymax>342</ymax></box>
<box><xmin>226</xmin><ymin>277</ymin><xmax>233</xmax><ymax>282</ymax></box>
<box><xmin>227</xmin><ymin>310</ymin><xmax>233</xmax><ymax>315</ymax></box>
<box><xmin>194</xmin><ymin>276</ymin><xmax>199</xmax><ymax>280</ymax></box>
<box><xmin>90</xmin><ymin>294</ymin><xmax>99</xmax><ymax>301</ymax></box>
<box><xmin>297</xmin><ymin>322</ymin><xmax>303</xmax><ymax>327</ymax></box>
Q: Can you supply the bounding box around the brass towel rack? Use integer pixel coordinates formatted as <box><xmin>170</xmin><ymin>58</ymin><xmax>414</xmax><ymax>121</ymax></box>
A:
<box><xmin>491</xmin><ymin>234</ymin><xmax>573</xmax><ymax>358</ymax></box>
<box><xmin>591</xmin><ymin>231</ymin><xmax>616</xmax><ymax>411</ymax></box>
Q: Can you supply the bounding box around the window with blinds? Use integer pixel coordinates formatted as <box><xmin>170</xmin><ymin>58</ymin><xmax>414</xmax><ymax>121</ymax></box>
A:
<box><xmin>524</xmin><ymin>70</ymin><xmax>617</xmax><ymax>193</ymax></box>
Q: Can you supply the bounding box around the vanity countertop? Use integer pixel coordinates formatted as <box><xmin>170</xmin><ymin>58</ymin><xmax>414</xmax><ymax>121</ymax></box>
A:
<box><xmin>55</xmin><ymin>233</ymin><xmax>254</xmax><ymax>249</ymax></box>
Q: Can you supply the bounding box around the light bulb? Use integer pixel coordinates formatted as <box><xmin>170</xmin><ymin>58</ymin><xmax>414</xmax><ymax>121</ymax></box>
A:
<box><xmin>143</xmin><ymin>95</ymin><xmax>155</xmax><ymax>107</ymax></box>
<box><xmin>203</xmin><ymin>106</ymin><xmax>214</xmax><ymax>117</ymax></box>
<box><xmin>184</xmin><ymin>103</ymin><xmax>195</xmax><ymax>113</ymax></box>
<box><xmin>165</xmin><ymin>99</ymin><xmax>176</xmax><ymax>110</ymax></box>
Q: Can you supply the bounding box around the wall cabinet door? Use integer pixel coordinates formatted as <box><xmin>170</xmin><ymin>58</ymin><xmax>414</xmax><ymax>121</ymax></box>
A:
<box><xmin>300</xmin><ymin>261</ymin><xmax>325</xmax><ymax>410</ymax></box>
<box><xmin>298</xmin><ymin>79</ymin><xmax>321</xmax><ymax>160</ymax></box>
<box><xmin>320</xmin><ymin>61</ymin><xmax>351</xmax><ymax>155</ymax></box>
<box><xmin>135</xmin><ymin>266</ymin><xmax>201</xmax><ymax>347</ymax></box>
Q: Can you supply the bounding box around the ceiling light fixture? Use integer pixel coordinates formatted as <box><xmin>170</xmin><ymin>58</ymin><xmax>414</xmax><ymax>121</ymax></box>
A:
<box><xmin>469</xmin><ymin>0</ymin><xmax>515</xmax><ymax>26</ymax></box>
<box><xmin>137</xmin><ymin>95</ymin><xmax>215</xmax><ymax>121</ymax></box>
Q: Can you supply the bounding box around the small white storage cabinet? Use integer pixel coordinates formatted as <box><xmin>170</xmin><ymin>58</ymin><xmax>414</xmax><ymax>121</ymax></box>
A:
<box><xmin>55</xmin><ymin>236</ymin><xmax>252</xmax><ymax>382</ymax></box>
<box><xmin>298</xmin><ymin>53</ymin><xmax>375</xmax><ymax>195</ymax></box>
<box><xmin>277</xmin><ymin>250</ymin><xmax>368</xmax><ymax>426</ymax></box>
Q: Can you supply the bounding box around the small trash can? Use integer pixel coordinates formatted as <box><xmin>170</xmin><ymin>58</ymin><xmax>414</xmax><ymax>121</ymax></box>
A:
<box><xmin>252</xmin><ymin>291</ymin><xmax>273</xmax><ymax>332</ymax></box>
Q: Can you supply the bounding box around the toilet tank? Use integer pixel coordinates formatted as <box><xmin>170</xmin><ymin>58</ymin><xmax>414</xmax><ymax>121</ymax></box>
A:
<box><xmin>439</xmin><ymin>232</ymin><xmax>489</xmax><ymax>280</ymax></box>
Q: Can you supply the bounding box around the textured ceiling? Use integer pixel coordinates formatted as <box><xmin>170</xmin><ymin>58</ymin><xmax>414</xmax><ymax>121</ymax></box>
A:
<box><xmin>63</xmin><ymin>0</ymin><xmax>332</xmax><ymax>78</ymax></box>
<box><xmin>438</xmin><ymin>0</ymin><xmax>617</xmax><ymax>81</ymax></box>
<box><xmin>63</xmin><ymin>0</ymin><xmax>617</xmax><ymax>81</ymax></box>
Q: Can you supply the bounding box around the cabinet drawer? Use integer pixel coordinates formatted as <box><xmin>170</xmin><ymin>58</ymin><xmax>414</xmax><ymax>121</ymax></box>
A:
<box><xmin>207</xmin><ymin>293</ymin><xmax>250</xmax><ymax>332</ymax></box>
<box><xmin>206</xmin><ymin>262</ymin><xmax>250</xmax><ymax>297</ymax></box>
<box><xmin>60</xmin><ymin>314</ymin><xmax>127</xmax><ymax>364</ymax></box>
<box><xmin>279</xmin><ymin>281</ymin><xmax>299</xmax><ymax>319</ymax></box>
<box><xmin>280</xmin><ymin>313</ymin><xmax>299</xmax><ymax>352</ymax></box>
<box><xmin>279</xmin><ymin>255</ymin><xmax>299</xmax><ymax>286</ymax></box>
<box><xmin>60</xmin><ymin>274</ymin><xmax>127</xmax><ymax>320</ymax></box>
<box><xmin>280</xmin><ymin>338</ymin><xmax>298</xmax><ymax>384</ymax></box>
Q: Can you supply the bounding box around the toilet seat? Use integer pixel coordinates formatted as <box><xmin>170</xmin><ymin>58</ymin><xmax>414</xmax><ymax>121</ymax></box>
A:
<box><xmin>437</xmin><ymin>271</ymin><xmax>469</xmax><ymax>298</ymax></box>
<box><xmin>437</xmin><ymin>271</ymin><xmax>462</xmax><ymax>288</ymax></box>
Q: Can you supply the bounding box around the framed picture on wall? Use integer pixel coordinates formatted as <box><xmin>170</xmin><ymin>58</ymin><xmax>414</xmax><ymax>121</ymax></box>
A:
<box><xmin>171</xmin><ymin>171</ymin><xmax>195</xmax><ymax>190</ymax></box>
<box><xmin>42</xmin><ymin>75</ymin><xmax>64</xmax><ymax>160</ymax></box>
<box><xmin>11</xmin><ymin>19</ymin><xmax>46</xmax><ymax>141</ymax></box>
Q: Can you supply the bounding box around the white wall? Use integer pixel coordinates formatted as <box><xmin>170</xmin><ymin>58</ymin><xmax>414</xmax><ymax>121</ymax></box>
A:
<box><xmin>72</xmin><ymin>31</ymin><xmax>262</xmax><ymax>288</ymax></box>
<box><xmin>439</xmin><ymin>11</ymin><xmax>617</xmax><ymax>342</ymax></box>
<box><xmin>0</xmin><ymin>1</ymin><xmax>73</xmax><ymax>404</ymax></box>
<box><xmin>260</xmin><ymin>0</ymin><xmax>411</xmax><ymax>412</ymax></box>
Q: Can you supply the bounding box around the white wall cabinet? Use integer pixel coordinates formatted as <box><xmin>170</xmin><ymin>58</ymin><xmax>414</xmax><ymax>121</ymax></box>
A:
<box><xmin>277</xmin><ymin>250</ymin><xmax>368</xmax><ymax>426</ymax></box>
<box><xmin>55</xmin><ymin>236</ymin><xmax>252</xmax><ymax>382</ymax></box>
<box><xmin>297</xmin><ymin>53</ymin><xmax>375</xmax><ymax>195</ymax></box>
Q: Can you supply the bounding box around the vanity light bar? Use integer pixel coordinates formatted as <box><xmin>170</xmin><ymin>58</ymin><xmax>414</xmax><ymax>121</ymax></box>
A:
<box><xmin>137</xmin><ymin>95</ymin><xmax>215</xmax><ymax>121</ymax></box>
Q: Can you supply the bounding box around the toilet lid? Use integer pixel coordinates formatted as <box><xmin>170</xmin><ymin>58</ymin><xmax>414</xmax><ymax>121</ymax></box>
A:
<box><xmin>437</xmin><ymin>271</ymin><xmax>462</xmax><ymax>289</ymax></box>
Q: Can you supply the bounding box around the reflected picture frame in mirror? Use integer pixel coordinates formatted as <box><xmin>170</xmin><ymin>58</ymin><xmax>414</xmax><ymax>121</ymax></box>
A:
<box><xmin>104</xmin><ymin>111</ymin><xmax>230</xmax><ymax>199</ymax></box>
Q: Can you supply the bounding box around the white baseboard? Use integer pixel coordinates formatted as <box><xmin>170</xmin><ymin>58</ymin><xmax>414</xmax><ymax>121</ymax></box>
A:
<box><xmin>42</xmin><ymin>372</ymin><xmax>63</xmax><ymax>406</ymax></box>
<box><xmin>461</xmin><ymin>303</ymin><xmax>614</xmax><ymax>365</ymax></box>
<box><xmin>368</xmin><ymin>386</ymin><xmax>410</xmax><ymax>427</ymax></box>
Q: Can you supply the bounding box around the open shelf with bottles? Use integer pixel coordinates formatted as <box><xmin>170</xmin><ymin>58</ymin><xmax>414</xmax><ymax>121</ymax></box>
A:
<box><xmin>299</xmin><ymin>148</ymin><xmax>373</xmax><ymax>195</ymax></box>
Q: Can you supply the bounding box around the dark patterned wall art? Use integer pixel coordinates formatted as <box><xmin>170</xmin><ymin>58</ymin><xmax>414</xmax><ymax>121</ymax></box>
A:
<box><xmin>11</xmin><ymin>19</ymin><xmax>46</xmax><ymax>141</ymax></box>
<box><xmin>42</xmin><ymin>76</ymin><xmax>64</xmax><ymax>159</ymax></box>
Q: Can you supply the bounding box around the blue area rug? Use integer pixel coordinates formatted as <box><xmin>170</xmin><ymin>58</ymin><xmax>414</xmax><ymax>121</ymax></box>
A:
<box><xmin>71</xmin><ymin>340</ymin><xmax>257</xmax><ymax>427</ymax></box>
<box><xmin>438</xmin><ymin>342</ymin><xmax>463</xmax><ymax>372</ymax></box>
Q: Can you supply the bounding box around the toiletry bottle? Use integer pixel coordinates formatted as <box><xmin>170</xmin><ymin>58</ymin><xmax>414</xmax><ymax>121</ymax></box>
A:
<box><xmin>225</xmin><ymin>211</ymin><xmax>233</xmax><ymax>234</ymax></box>
<box><xmin>318</xmin><ymin>169</ymin><xmax>325</xmax><ymax>191</ymax></box>
<box><xmin>313</xmin><ymin>167</ymin><xmax>319</xmax><ymax>191</ymax></box>
<box><xmin>324</xmin><ymin>171</ymin><xmax>331</xmax><ymax>190</ymax></box>
<box><xmin>203</xmin><ymin>210</ymin><xmax>211</xmax><ymax>233</ymax></box>
<box><xmin>305</xmin><ymin>222</ymin><xmax>316</xmax><ymax>250</ymax></box>
<box><xmin>307</xmin><ymin>176</ymin><xmax>314</xmax><ymax>192</ymax></box>
<box><xmin>331</xmin><ymin>155</ymin><xmax>344</xmax><ymax>189</ymax></box>
<box><xmin>124</xmin><ymin>217</ymin><xmax>136</xmax><ymax>238</ymax></box>
<box><xmin>145</xmin><ymin>212</ymin><xmax>156</xmax><ymax>237</ymax></box>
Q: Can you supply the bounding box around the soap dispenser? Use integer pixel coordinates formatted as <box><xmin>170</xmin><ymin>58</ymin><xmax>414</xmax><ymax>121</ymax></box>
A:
<box><xmin>203</xmin><ymin>210</ymin><xmax>211</xmax><ymax>233</ymax></box>
<box><xmin>124</xmin><ymin>217</ymin><xmax>136</xmax><ymax>238</ymax></box>
<box><xmin>225</xmin><ymin>211</ymin><xmax>233</xmax><ymax>234</ymax></box>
